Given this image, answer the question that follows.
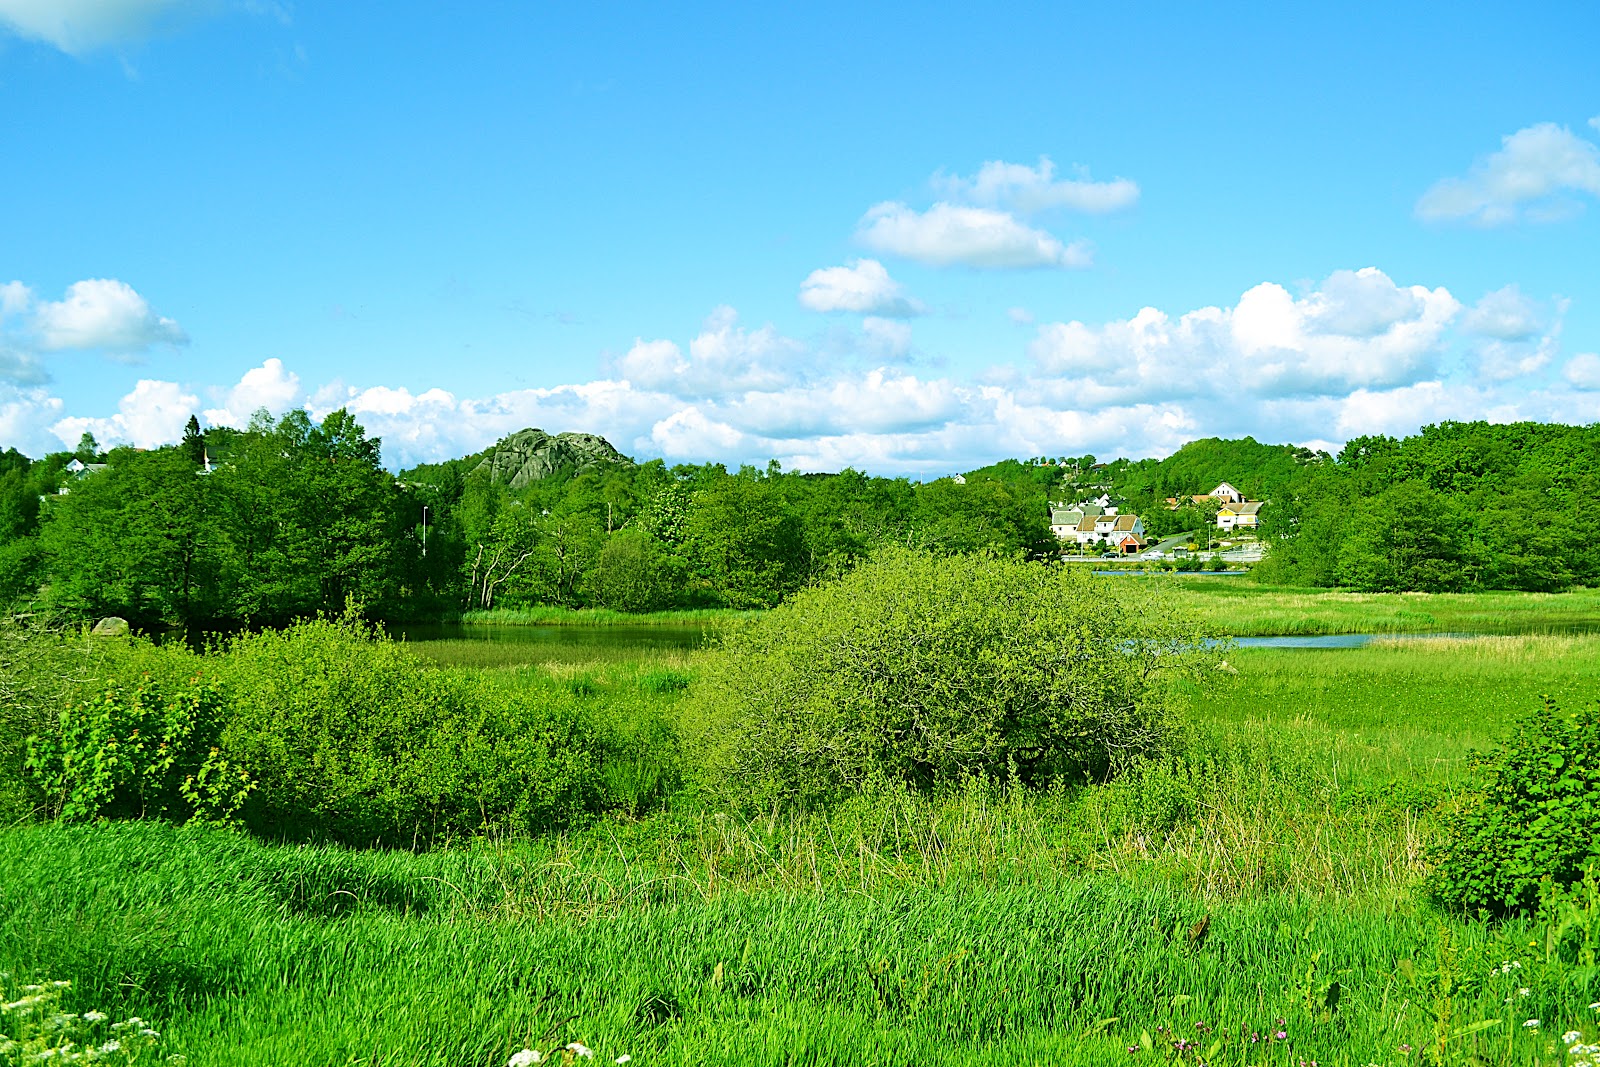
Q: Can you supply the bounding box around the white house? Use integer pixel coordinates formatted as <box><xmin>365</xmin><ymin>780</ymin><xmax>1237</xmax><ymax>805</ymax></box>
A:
<box><xmin>1208</xmin><ymin>482</ymin><xmax>1245</xmax><ymax>504</ymax></box>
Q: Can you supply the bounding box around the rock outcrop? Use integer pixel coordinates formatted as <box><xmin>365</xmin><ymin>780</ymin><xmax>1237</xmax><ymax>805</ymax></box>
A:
<box><xmin>91</xmin><ymin>616</ymin><xmax>130</xmax><ymax>637</ymax></box>
<box><xmin>471</xmin><ymin>429</ymin><xmax>633</xmax><ymax>489</ymax></box>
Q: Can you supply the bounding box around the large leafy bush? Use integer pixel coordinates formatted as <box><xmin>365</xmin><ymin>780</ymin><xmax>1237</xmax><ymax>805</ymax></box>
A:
<box><xmin>686</xmin><ymin>548</ymin><xmax>1214</xmax><ymax>809</ymax></box>
<box><xmin>1430</xmin><ymin>698</ymin><xmax>1600</xmax><ymax>914</ymax></box>
<box><xmin>216</xmin><ymin>615</ymin><xmax>607</xmax><ymax>845</ymax></box>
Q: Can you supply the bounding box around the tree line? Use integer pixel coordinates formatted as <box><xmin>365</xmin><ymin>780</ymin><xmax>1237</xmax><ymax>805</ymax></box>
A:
<box><xmin>0</xmin><ymin>412</ymin><xmax>1056</xmax><ymax>628</ymax></box>
<box><xmin>1097</xmin><ymin>422</ymin><xmax>1600</xmax><ymax>592</ymax></box>
<box><xmin>2</xmin><ymin>415</ymin><xmax>1594</xmax><ymax>627</ymax></box>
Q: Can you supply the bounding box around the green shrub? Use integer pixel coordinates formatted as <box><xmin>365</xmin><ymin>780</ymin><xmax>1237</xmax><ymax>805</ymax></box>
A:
<box><xmin>216</xmin><ymin>614</ymin><xmax>608</xmax><ymax>845</ymax></box>
<box><xmin>25</xmin><ymin>673</ymin><xmax>253</xmax><ymax>825</ymax></box>
<box><xmin>686</xmin><ymin>548</ymin><xmax>1215</xmax><ymax>809</ymax></box>
<box><xmin>1430</xmin><ymin>697</ymin><xmax>1600</xmax><ymax>914</ymax></box>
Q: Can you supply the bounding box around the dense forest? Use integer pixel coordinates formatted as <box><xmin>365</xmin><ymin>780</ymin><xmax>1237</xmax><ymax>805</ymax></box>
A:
<box><xmin>0</xmin><ymin>413</ymin><xmax>1595</xmax><ymax>628</ymax></box>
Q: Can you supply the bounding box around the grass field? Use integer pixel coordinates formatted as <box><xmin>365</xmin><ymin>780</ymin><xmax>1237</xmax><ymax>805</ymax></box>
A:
<box><xmin>1170</xmin><ymin>580</ymin><xmax>1600</xmax><ymax>636</ymax></box>
<box><xmin>3</xmin><ymin>591</ymin><xmax>1599</xmax><ymax>1066</ymax></box>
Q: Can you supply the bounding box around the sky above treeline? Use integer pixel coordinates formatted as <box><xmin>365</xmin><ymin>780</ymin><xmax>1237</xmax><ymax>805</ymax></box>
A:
<box><xmin>2</xmin><ymin>2</ymin><xmax>1598</xmax><ymax>474</ymax></box>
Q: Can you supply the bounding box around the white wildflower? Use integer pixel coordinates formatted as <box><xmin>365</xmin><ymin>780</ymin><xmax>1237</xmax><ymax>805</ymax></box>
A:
<box><xmin>1526</xmin><ymin>1019</ymin><xmax>1541</xmax><ymax>1029</ymax></box>
<box><xmin>3</xmin><ymin>995</ymin><xmax>47</xmax><ymax>1012</ymax></box>
<box><xmin>616</xmin><ymin>1057</ymin><xmax>631</xmax><ymax>1065</ymax></box>
<box><xmin>1568</xmin><ymin>1032</ymin><xmax>1585</xmax><ymax>1045</ymax></box>
<box><xmin>82</xmin><ymin>1011</ymin><xmax>107</xmax><ymax>1024</ymax></box>
<box><xmin>98</xmin><ymin>1040</ymin><xmax>122</xmax><ymax>1054</ymax></box>
<box><xmin>140</xmin><ymin>1028</ymin><xmax>159</xmax><ymax>1038</ymax></box>
<box><xmin>566</xmin><ymin>1043</ymin><xmax>595</xmax><ymax>1059</ymax></box>
<box><xmin>507</xmin><ymin>1050</ymin><xmax>541</xmax><ymax>1067</ymax></box>
<box><xmin>1520</xmin><ymin>987</ymin><xmax>1532</xmax><ymax>997</ymax></box>
<box><xmin>49</xmin><ymin>982</ymin><xmax>70</xmax><ymax>989</ymax></box>
<box><xmin>22</xmin><ymin>985</ymin><xmax>44</xmax><ymax>994</ymax></box>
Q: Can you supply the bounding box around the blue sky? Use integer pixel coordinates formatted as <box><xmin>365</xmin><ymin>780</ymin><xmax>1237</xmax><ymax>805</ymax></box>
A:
<box><xmin>2</xmin><ymin>2</ymin><xmax>1598</xmax><ymax>473</ymax></box>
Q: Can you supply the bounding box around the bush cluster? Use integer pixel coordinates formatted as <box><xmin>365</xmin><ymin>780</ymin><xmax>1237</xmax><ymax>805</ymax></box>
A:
<box><xmin>686</xmin><ymin>548</ymin><xmax>1215</xmax><ymax>809</ymax></box>
<box><xmin>15</xmin><ymin>613</ymin><xmax>676</xmax><ymax>846</ymax></box>
<box><xmin>1430</xmin><ymin>697</ymin><xmax>1600</xmax><ymax>915</ymax></box>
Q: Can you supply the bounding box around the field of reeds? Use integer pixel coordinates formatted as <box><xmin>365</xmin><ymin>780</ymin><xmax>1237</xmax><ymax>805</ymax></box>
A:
<box><xmin>3</xmin><ymin>590</ymin><xmax>1599</xmax><ymax>1066</ymax></box>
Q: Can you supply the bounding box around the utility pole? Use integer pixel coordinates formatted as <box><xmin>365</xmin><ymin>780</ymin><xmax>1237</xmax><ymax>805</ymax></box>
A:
<box><xmin>422</xmin><ymin>505</ymin><xmax>429</xmax><ymax>558</ymax></box>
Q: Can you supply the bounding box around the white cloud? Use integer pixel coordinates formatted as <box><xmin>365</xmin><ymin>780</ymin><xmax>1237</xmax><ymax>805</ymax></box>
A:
<box><xmin>202</xmin><ymin>357</ymin><xmax>303</xmax><ymax>427</ymax></box>
<box><xmin>11</xmin><ymin>277</ymin><xmax>1579</xmax><ymax>474</ymax></box>
<box><xmin>52</xmin><ymin>378</ymin><xmax>197</xmax><ymax>450</ymax></box>
<box><xmin>1463</xmin><ymin>285</ymin><xmax>1542</xmax><ymax>340</ymax></box>
<box><xmin>861</xmin><ymin>317</ymin><xmax>913</xmax><ymax>360</ymax></box>
<box><xmin>1007</xmin><ymin>307</ymin><xmax>1034</xmax><ymax>326</ymax></box>
<box><xmin>615</xmin><ymin>306</ymin><xmax>803</xmax><ymax>395</ymax></box>
<box><xmin>0</xmin><ymin>0</ymin><xmax>218</xmax><ymax>53</ymax></box>
<box><xmin>934</xmin><ymin>156</ymin><xmax>1139</xmax><ymax>215</ymax></box>
<box><xmin>33</xmin><ymin>278</ymin><xmax>188</xmax><ymax>352</ymax></box>
<box><xmin>1028</xmin><ymin>268</ymin><xmax>1460</xmax><ymax>402</ymax></box>
<box><xmin>1565</xmin><ymin>353</ymin><xmax>1600</xmax><ymax>390</ymax></box>
<box><xmin>1590</xmin><ymin>116</ymin><xmax>1600</xmax><ymax>133</ymax></box>
<box><xmin>0</xmin><ymin>282</ymin><xmax>32</xmax><ymax>319</ymax></box>
<box><xmin>857</xmin><ymin>202</ymin><xmax>1092</xmax><ymax>269</ymax></box>
<box><xmin>0</xmin><ymin>385</ymin><xmax>64</xmax><ymax>456</ymax></box>
<box><xmin>0</xmin><ymin>346</ymin><xmax>48</xmax><ymax>385</ymax></box>
<box><xmin>798</xmin><ymin>259</ymin><xmax>924</xmax><ymax>317</ymax></box>
<box><xmin>1417</xmin><ymin>121</ymin><xmax>1600</xmax><ymax>225</ymax></box>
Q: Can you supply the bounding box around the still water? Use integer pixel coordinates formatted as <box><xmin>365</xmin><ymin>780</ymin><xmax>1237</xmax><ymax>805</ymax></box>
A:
<box><xmin>392</xmin><ymin>623</ymin><xmax>716</xmax><ymax>653</ymax></box>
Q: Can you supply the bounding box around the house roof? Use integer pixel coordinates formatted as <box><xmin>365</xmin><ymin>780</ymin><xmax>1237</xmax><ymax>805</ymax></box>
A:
<box><xmin>1112</xmin><ymin>514</ymin><xmax>1139</xmax><ymax>531</ymax></box>
<box><xmin>1236</xmin><ymin>501</ymin><xmax>1263</xmax><ymax>515</ymax></box>
<box><xmin>1075</xmin><ymin>517</ymin><xmax>1098</xmax><ymax>532</ymax></box>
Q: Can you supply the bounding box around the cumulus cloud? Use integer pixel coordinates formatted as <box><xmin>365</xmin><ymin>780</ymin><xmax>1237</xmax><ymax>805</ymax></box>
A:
<box><xmin>0</xmin><ymin>0</ymin><xmax>256</xmax><ymax>54</ymax></box>
<box><xmin>798</xmin><ymin>259</ymin><xmax>925</xmax><ymax>317</ymax></box>
<box><xmin>1417</xmin><ymin>121</ymin><xmax>1600</xmax><ymax>225</ymax></box>
<box><xmin>33</xmin><ymin>279</ymin><xmax>188</xmax><ymax>352</ymax></box>
<box><xmin>0</xmin><ymin>282</ymin><xmax>32</xmax><ymax>319</ymax></box>
<box><xmin>52</xmin><ymin>378</ymin><xmax>198</xmax><ymax>450</ymax></box>
<box><xmin>0</xmin><ymin>347</ymin><xmax>48</xmax><ymax>385</ymax></box>
<box><xmin>933</xmin><ymin>156</ymin><xmax>1139</xmax><ymax>215</ymax></box>
<box><xmin>203</xmin><ymin>358</ymin><xmax>303</xmax><ymax>427</ymax></box>
<box><xmin>1463</xmin><ymin>285</ymin><xmax>1543</xmax><ymax>340</ymax></box>
<box><xmin>0</xmin><ymin>385</ymin><xmax>65</xmax><ymax>456</ymax></box>
<box><xmin>1028</xmin><ymin>268</ymin><xmax>1459</xmax><ymax>402</ymax></box>
<box><xmin>10</xmin><ymin>276</ymin><xmax>1578</xmax><ymax>475</ymax></box>
<box><xmin>861</xmin><ymin>317</ymin><xmax>913</xmax><ymax>360</ymax></box>
<box><xmin>857</xmin><ymin>202</ymin><xmax>1092</xmax><ymax>270</ymax></box>
<box><xmin>1566</xmin><ymin>353</ymin><xmax>1600</xmax><ymax>390</ymax></box>
<box><xmin>615</xmin><ymin>306</ymin><xmax>804</xmax><ymax>395</ymax></box>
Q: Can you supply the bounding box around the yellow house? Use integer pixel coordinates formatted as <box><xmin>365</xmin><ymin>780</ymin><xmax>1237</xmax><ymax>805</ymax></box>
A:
<box><xmin>1216</xmin><ymin>501</ymin><xmax>1262</xmax><ymax>531</ymax></box>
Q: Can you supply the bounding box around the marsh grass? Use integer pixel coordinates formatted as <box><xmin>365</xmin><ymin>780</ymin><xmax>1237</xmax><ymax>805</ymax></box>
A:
<box><xmin>1168</xmin><ymin>581</ymin><xmax>1600</xmax><ymax>635</ymax></box>
<box><xmin>6</xmin><ymin>616</ymin><xmax>1600</xmax><ymax>1064</ymax></box>
<box><xmin>3</xmin><ymin>820</ymin><xmax>1597</xmax><ymax>1067</ymax></box>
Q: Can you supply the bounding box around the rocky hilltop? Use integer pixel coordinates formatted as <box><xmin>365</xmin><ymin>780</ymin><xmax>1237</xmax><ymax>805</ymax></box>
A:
<box><xmin>470</xmin><ymin>428</ymin><xmax>633</xmax><ymax>489</ymax></box>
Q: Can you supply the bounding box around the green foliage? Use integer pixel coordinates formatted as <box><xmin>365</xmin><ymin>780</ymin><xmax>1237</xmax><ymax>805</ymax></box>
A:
<box><xmin>587</xmin><ymin>529</ymin><xmax>684</xmax><ymax>612</ymax></box>
<box><xmin>25</xmin><ymin>672</ymin><xmax>250</xmax><ymax>825</ymax></box>
<box><xmin>1431</xmin><ymin>697</ymin><xmax>1600</xmax><ymax>915</ymax></box>
<box><xmin>688</xmin><ymin>548</ymin><xmax>1214</xmax><ymax>808</ymax></box>
<box><xmin>214</xmin><ymin>613</ymin><xmax>611</xmax><ymax>844</ymax></box>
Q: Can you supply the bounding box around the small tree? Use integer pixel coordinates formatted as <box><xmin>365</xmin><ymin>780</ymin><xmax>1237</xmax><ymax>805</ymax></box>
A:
<box><xmin>687</xmin><ymin>548</ymin><xmax>1215</xmax><ymax>808</ymax></box>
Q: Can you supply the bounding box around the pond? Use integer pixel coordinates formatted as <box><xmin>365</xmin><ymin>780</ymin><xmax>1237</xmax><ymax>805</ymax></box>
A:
<box><xmin>390</xmin><ymin>624</ymin><xmax>1498</xmax><ymax>662</ymax></box>
<box><xmin>1229</xmin><ymin>633</ymin><xmax>1480</xmax><ymax>649</ymax></box>
<box><xmin>393</xmin><ymin>623</ymin><xmax>716</xmax><ymax>653</ymax></box>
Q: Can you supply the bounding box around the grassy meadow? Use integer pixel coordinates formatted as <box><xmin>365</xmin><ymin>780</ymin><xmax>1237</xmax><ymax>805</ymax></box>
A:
<box><xmin>3</xmin><ymin>584</ymin><xmax>1599</xmax><ymax>1066</ymax></box>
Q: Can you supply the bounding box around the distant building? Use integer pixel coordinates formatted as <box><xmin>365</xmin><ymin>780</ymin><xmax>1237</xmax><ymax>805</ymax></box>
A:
<box><xmin>1217</xmin><ymin>501</ymin><xmax>1263</xmax><ymax>531</ymax></box>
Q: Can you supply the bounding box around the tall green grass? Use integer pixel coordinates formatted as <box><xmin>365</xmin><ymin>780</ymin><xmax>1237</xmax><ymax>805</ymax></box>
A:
<box><xmin>1169</xmin><ymin>581</ymin><xmax>1600</xmax><ymax>635</ymax></box>
<box><xmin>6</xmin><ymin>622</ymin><xmax>1600</xmax><ymax>1064</ymax></box>
<box><xmin>2</xmin><ymin>821</ymin><xmax>1595</xmax><ymax>1066</ymax></box>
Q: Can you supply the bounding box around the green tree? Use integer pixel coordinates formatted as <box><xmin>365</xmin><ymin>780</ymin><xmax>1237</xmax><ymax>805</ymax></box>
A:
<box><xmin>1337</xmin><ymin>481</ymin><xmax>1468</xmax><ymax>592</ymax></box>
